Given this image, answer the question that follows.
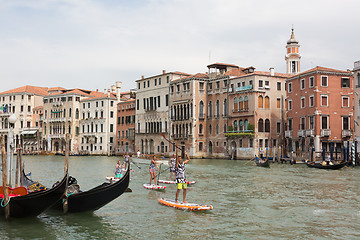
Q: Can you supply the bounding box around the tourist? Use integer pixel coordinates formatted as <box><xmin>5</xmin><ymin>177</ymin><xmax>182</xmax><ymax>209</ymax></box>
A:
<box><xmin>175</xmin><ymin>151</ymin><xmax>191</xmax><ymax>203</ymax></box>
<box><xmin>115</xmin><ymin>160</ymin><xmax>123</xmax><ymax>179</ymax></box>
<box><xmin>137</xmin><ymin>149</ymin><xmax>141</xmax><ymax>158</ymax></box>
<box><xmin>168</xmin><ymin>154</ymin><xmax>176</xmax><ymax>181</ymax></box>
<box><xmin>149</xmin><ymin>156</ymin><xmax>159</xmax><ymax>186</ymax></box>
<box><xmin>124</xmin><ymin>153</ymin><xmax>130</xmax><ymax>169</ymax></box>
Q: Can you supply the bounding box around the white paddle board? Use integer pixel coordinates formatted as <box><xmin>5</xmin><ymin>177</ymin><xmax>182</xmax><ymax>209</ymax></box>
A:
<box><xmin>143</xmin><ymin>184</ymin><xmax>166</xmax><ymax>190</ymax></box>
<box><xmin>158</xmin><ymin>198</ymin><xmax>213</xmax><ymax>211</ymax></box>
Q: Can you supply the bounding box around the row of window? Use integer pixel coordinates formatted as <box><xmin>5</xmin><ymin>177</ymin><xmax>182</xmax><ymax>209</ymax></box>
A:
<box><xmin>138</xmin><ymin>76</ymin><xmax>170</xmax><ymax>90</ymax></box>
<box><xmin>0</xmin><ymin>95</ymin><xmax>32</xmax><ymax>102</ymax></box>
<box><xmin>287</xmin><ymin>95</ymin><xmax>350</xmax><ymax>110</ymax></box>
<box><xmin>44</xmin><ymin>96</ymin><xmax>80</xmax><ymax>103</ymax></box>
<box><xmin>137</xmin><ymin>95</ymin><xmax>169</xmax><ymax>111</ymax></box>
<box><xmin>82</xmin><ymin>100</ymin><xmax>113</xmax><ymax>109</ymax></box>
<box><xmin>117</xmin><ymin>115</ymin><xmax>135</xmax><ymax>125</ymax></box>
<box><xmin>287</xmin><ymin>115</ymin><xmax>350</xmax><ymax>131</ymax></box>
<box><xmin>288</xmin><ymin>76</ymin><xmax>350</xmax><ymax>93</ymax></box>
<box><xmin>81</xmin><ymin>123</ymin><xmax>113</xmax><ymax>133</ymax></box>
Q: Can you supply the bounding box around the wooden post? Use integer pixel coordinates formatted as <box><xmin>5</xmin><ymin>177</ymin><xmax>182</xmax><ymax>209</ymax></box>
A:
<box><xmin>19</xmin><ymin>147</ymin><xmax>23</xmax><ymax>187</ymax></box>
<box><xmin>15</xmin><ymin>145</ymin><xmax>19</xmax><ymax>187</ymax></box>
<box><xmin>277</xmin><ymin>146</ymin><xmax>281</xmax><ymax>163</ymax></box>
<box><xmin>65</xmin><ymin>134</ymin><xmax>69</xmax><ymax>174</ymax></box>
<box><xmin>2</xmin><ymin>136</ymin><xmax>10</xmax><ymax>220</ymax></box>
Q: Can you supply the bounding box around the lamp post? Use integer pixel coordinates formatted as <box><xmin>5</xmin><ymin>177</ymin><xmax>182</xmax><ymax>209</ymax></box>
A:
<box><xmin>7</xmin><ymin>113</ymin><xmax>17</xmax><ymax>187</ymax></box>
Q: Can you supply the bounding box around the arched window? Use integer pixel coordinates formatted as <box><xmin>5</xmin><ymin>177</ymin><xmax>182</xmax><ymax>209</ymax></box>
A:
<box><xmin>209</xmin><ymin>141</ymin><xmax>213</xmax><ymax>153</ymax></box>
<box><xmin>223</xmin><ymin>99</ymin><xmax>227</xmax><ymax>116</ymax></box>
<box><xmin>216</xmin><ymin>100</ymin><xmax>220</xmax><ymax>117</ymax></box>
<box><xmin>199</xmin><ymin>101</ymin><xmax>204</xmax><ymax>118</ymax></box>
<box><xmin>244</xmin><ymin>119</ymin><xmax>249</xmax><ymax>130</ymax></box>
<box><xmin>258</xmin><ymin>96</ymin><xmax>264</xmax><ymax>108</ymax></box>
<box><xmin>199</xmin><ymin>124</ymin><xmax>203</xmax><ymax>134</ymax></box>
<box><xmin>234</xmin><ymin>120</ymin><xmax>238</xmax><ymax>131</ymax></box>
<box><xmin>224</xmin><ymin>124</ymin><xmax>227</xmax><ymax>133</ymax></box>
<box><xmin>208</xmin><ymin>101</ymin><xmax>212</xmax><ymax>117</ymax></box>
<box><xmin>258</xmin><ymin>119</ymin><xmax>264</xmax><ymax>132</ymax></box>
<box><xmin>244</xmin><ymin>96</ymin><xmax>249</xmax><ymax>110</ymax></box>
<box><xmin>216</xmin><ymin>124</ymin><xmax>219</xmax><ymax>134</ymax></box>
<box><xmin>233</xmin><ymin>97</ymin><xmax>238</xmax><ymax>112</ymax></box>
<box><xmin>265</xmin><ymin>96</ymin><xmax>270</xmax><ymax>109</ymax></box>
<box><xmin>209</xmin><ymin>124</ymin><xmax>212</xmax><ymax>135</ymax></box>
<box><xmin>239</xmin><ymin>120</ymin><xmax>243</xmax><ymax>131</ymax></box>
<box><xmin>239</xmin><ymin>97</ymin><xmax>243</xmax><ymax>110</ymax></box>
<box><xmin>75</xmin><ymin>108</ymin><xmax>79</xmax><ymax>119</ymax></box>
<box><xmin>265</xmin><ymin>119</ymin><xmax>270</xmax><ymax>132</ymax></box>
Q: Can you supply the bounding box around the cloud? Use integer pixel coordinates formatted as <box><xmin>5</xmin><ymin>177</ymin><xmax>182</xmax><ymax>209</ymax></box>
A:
<box><xmin>0</xmin><ymin>0</ymin><xmax>359</xmax><ymax>93</ymax></box>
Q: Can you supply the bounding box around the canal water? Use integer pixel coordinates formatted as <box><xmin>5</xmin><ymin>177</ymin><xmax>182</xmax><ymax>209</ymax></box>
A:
<box><xmin>1</xmin><ymin>156</ymin><xmax>360</xmax><ymax>239</ymax></box>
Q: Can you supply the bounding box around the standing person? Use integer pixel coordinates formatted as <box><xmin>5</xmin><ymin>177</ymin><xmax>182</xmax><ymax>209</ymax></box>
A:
<box><xmin>149</xmin><ymin>156</ymin><xmax>160</xmax><ymax>186</ymax></box>
<box><xmin>168</xmin><ymin>154</ymin><xmax>176</xmax><ymax>181</ymax></box>
<box><xmin>137</xmin><ymin>149</ymin><xmax>141</xmax><ymax>158</ymax></box>
<box><xmin>115</xmin><ymin>160</ymin><xmax>123</xmax><ymax>179</ymax></box>
<box><xmin>175</xmin><ymin>152</ymin><xmax>191</xmax><ymax>203</ymax></box>
<box><xmin>124</xmin><ymin>153</ymin><xmax>130</xmax><ymax>169</ymax></box>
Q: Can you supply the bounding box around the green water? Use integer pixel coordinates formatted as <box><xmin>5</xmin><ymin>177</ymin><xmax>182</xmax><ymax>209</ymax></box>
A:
<box><xmin>1</xmin><ymin>156</ymin><xmax>360</xmax><ymax>239</ymax></box>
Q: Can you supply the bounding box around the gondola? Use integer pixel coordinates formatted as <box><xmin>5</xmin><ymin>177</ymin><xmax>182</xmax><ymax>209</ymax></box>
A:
<box><xmin>305</xmin><ymin>161</ymin><xmax>347</xmax><ymax>170</ymax></box>
<box><xmin>0</xmin><ymin>170</ymin><xmax>68</xmax><ymax>218</ymax></box>
<box><xmin>254</xmin><ymin>156</ymin><xmax>270</xmax><ymax>167</ymax></box>
<box><xmin>54</xmin><ymin>162</ymin><xmax>130</xmax><ymax>213</ymax></box>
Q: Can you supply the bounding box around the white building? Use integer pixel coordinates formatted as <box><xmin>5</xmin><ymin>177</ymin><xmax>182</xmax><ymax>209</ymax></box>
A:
<box><xmin>135</xmin><ymin>70</ymin><xmax>190</xmax><ymax>156</ymax></box>
<box><xmin>0</xmin><ymin>85</ymin><xmax>49</xmax><ymax>152</ymax></box>
<box><xmin>79</xmin><ymin>82</ymin><xmax>121</xmax><ymax>155</ymax></box>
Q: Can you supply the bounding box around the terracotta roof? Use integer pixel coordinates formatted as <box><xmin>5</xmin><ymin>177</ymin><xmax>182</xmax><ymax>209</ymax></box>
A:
<box><xmin>290</xmin><ymin>66</ymin><xmax>352</xmax><ymax>78</ymax></box>
<box><xmin>48</xmin><ymin>87</ymin><xmax>66</xmax><ymax>91</ymax></box>
<box><xmin>0</xmin><ymin>85</ymin><xmax>49</xmax><ymax>96</ymax></box>
<box><xmin>172</xmin><ymin>73</ymin><xmax>209</xmax><ymax>82</ymax></box>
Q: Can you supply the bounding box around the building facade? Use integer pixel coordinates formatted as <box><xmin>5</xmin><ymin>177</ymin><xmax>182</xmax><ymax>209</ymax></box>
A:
<box><xmin>0</xmin><ymin>86</ymin><xmax>48</xmax><ymax>152</ymax></box>
<box><xmin>353</xmin><ymin>60</ymin><xmax>360</xmax><ymax>145</ymax></box>
<box><xmin>286</xmin><ymin>67</ymin><xmax>354</xmax><ymax>154</ymax></box>
<box><xmin>135</xmin><ymin>70</ymin><xmax>190</xmax><ymax>157</ymax></box>
<box><xmin>116</xmin><ymin>96</ymin><xmax>136</xmax><ymax>155</ymax></box>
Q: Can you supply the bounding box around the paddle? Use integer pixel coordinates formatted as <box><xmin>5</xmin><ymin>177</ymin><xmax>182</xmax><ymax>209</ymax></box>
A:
<box><xmin>159</xmin><ymin>133</ymin><xmax>182</xmax><ymax>151</ymax></box>
<box><xmin>131</xmin><ymin>160</ymin><xmax>141</xmax><ymax>169</ymax></box>
<box><xmin>155</xmin><ymin>166</ymin><xmax>171</xmax><ymax>179</ymax></box>
<box><xmin>244</xmin><ymin>157</ymin><xmax>255</xmax><ymax>165</ymax></box>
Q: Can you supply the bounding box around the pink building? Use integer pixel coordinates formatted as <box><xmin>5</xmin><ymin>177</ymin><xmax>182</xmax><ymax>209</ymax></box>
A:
<box><xmin>286</xmin><ymin>66</ymin><xmax>354</xmax><ymax>153</ymax></box>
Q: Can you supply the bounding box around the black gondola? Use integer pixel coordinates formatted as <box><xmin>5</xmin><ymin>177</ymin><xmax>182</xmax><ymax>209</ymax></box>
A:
<box><xmin>254</xmin><ymin>156</ymin><xmax>270</xmax><ymax>167</ymax></box>
<box><xmin>305</xmin><ymin>161</ymin><xmax>347</xmax><ymax>170</ymax></box>
<box><xmin>54</xmin><ymin>163</ymin><xmax>130</xmax><ymax>213</ymax></box>
<box><xmin>0</xmin><ymin>170</ymin><xmax>68</xmax><ymax>218</ymax></box>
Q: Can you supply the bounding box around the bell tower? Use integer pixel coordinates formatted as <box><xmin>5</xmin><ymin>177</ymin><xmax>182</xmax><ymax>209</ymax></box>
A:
<box><xmin>285</xmin><ymin>27</ymin><xmax>301</xmax><ymax>74</ymax></box>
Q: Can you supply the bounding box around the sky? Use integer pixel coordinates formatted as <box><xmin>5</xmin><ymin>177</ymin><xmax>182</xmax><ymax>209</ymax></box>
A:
<box><xmin>0</xmin><ymin>0</ymin><xmax>359</xmax><ymax>93</ymax></box>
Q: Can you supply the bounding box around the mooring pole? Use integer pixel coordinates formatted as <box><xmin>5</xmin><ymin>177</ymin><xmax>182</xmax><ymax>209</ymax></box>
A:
<box><xmin>2</xmin><ymin>136</ymin><xmax>10</xmax><ymax>220</ymax></box>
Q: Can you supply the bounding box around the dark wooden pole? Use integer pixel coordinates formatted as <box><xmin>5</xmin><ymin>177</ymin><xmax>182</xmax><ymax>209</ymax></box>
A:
<box><xmin>2</xmin><ymin>136</ymin><xmax>10</xmax><ymax>220</ymax></box>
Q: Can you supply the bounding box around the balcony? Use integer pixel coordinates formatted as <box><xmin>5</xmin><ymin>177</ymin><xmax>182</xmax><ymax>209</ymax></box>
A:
<box><xmin>306</xmin><ymin>129</ymin><xmax>315</xmax><ymax>137</ymax></box>
<box><xmin>128</xmin><ymin>135</ymin><xmax>135</xmax><ymax>141</ymax></box>
<box><xmin>235</xmin><ymin>85</ymin><xmax>253</xmax><ymax>92</ymax></box>
<box><xmin>198</xmin><ymin>114</ymin><xmax>205</xmax><ymax>120</ymax></box>
<box><xmin>320</xmin><ymin>129</ymin><xmax>331</xmax><ymax>137</ymax></box>
<box><xmin>49</xmin><ymin>133</ymin><xmax>65</xmax><ymax>139</ymax></box>
<box><xmin>173</xmin><ymin>134</ymin><xmax>190</xmax><ymax>140</ymax></box>
<box><xmin>297</xmin><ymin>130</ymin><xmax>305</xmax><ymax>137</ymax></box>
<box><xmin>285</xmin><ymin>130</ymin><xmax>292</xmax><ymax>138</ymax></box>
<box><xmin>48</xmin><ymin>118</ymin><xmax>66</xmax><ymax>122</ymax></box>
<box><xmin>342</xmin><ymin>129</ymin><xmax>352</xmax><ymax>138</ymax></box>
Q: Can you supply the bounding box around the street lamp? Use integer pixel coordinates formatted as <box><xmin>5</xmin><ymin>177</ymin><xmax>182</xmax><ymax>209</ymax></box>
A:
<box><xmin>7</xmin><ymin>113</ymin><xmax>17</xmax><ymax>187</ymax></box>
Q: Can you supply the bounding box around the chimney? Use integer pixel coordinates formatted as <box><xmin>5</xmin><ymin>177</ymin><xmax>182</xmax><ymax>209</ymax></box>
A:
<box><xmin>107</xmin><ymin>89</ymin><xmax>110</xmax><ymax>97</ymax></box>
<box><xmin>162</xmin><ymin>70</ymin><xmax>166</xmax><ymax>74</ymax></box>
<box><xmin>96</xmin><ymin>89</ymin><xmax>99</xmax><ymax>92</ymax></box>
<box><xmin>116</xmin><ymin>81</ymin><xmax>122</xmax><ymax>102</ymax></box>
<box><xmin>141</xmin><ymin>75</ymin><xmax>144</xmax><ymax>79</ymax></box>
<box><xmin>269</xmin><ymin>67</ymin><xmax>275</xmax><ymax>76</ymax></box>
<box><xmin>111</xmin><ymin>85</ymin><xmax>115</xmax><ymax>92</ymax></box>
<box><xmin>104</xmin><ymin>89</ymin><xmax>106</xmax><ymax>93</ymax></box>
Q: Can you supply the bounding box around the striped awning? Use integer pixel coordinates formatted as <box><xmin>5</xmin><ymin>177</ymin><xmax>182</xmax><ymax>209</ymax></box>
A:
<box><xmin>21</xmin><ymin>130</ymin><xmax>38</xmax><ymax>135</ymax></box>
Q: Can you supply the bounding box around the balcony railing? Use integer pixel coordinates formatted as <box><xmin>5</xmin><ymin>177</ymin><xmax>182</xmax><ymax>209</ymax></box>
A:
<box><xmin>297</xmin><ymin>130</ymin><xmax>305</xmax><ymax>137</ymax></box>
<box><xmin>285</xmin><ymin>130</ymin><xmax>292</xmax><ymax>138</ymax></box>
<box><xmin>198</xmin><ymin>114</ymin><xmax>205</xmax><ymax>120</ymax></box>
<box><xmin>320</xmin><ymin>129</ymin><xmax>331</xmax><ymax>137</ymax></box>
<box><xmin>49</xmin><ymin>133</ymin><xmax>65</xmax><ymax>139</ymax></box>
<box><xmin>342</xmin><ymin>129</ymin><xmax>352</xmax><ymax>138</ymax></box>
<box><xmin>306</xmin><ymin>129</ymin><xmax>315</xmax><ymax>137</ymax></box>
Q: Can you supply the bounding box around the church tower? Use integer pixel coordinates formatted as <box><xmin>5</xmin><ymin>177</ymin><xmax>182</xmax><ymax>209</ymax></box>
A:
<box><xmin>285</xmin><ymin>28</ymin><xmax>301</xmax><ymax>74</ymax></box>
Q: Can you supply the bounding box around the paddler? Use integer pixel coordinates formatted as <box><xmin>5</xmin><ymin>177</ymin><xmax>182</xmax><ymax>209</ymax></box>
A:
<box><xmin>149</xmin><ymin>156</ymin><xmax>160</xmax><ymax>186</ymax></box>
<box><xmin>168</xmin><ymin>154</ymin><xmax>176</xmax><ymax>181</ymax></box>
<box><xmin>175</xmin><ymin>151</ymin><xmax>190</xmax><ymax>203</ymax></box>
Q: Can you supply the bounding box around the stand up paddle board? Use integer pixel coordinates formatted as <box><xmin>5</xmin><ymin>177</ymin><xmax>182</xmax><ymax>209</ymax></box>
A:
<box><xmin>158</xmin><ymin>198</ymin><xmax>213</xmax><ymax>211</ymax></box>
<box><xmin>158</xmin><ymin>180</ymin><xmax>196</xmax><ymax>185</ymax></box>
<box><xmin>143</xmin><ymin>184</ymin><xmax>166</xmax><ymax>190</ymax></box>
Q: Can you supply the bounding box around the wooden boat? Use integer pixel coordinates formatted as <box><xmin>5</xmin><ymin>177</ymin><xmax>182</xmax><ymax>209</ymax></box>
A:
<box><xmin>305</xmin><ymin>161</ymin><xmax>347</xmax><ymax>170</ymax></box>
<box><xmin>254</xmin><ymin>156</ymin><xmax>270</xmax><ymax>167</ymax></box>
<box><xmin>0</xmin><ymin>170</ymin><xmax>68</xmax><ymax>218</ymax></box>
<box><xmin>54</xmin><ymin>163</ymin><xmax>130</xmax><ymax>213</ymax></box>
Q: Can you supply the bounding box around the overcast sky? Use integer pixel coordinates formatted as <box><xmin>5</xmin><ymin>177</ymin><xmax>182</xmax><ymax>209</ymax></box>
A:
<box><xmin>0</xmin><ymin>0</ymin><xmax>359</xmax><ymax>93</ymax></box>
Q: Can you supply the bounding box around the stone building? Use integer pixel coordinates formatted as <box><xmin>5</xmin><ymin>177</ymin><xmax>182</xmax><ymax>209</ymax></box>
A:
<box><xmin>135</xmin><ymin>70</ymin><xmax>190</xmax><ymax>157</ymax></box>
<box><xmin>353</xmin><ymin>60</ymin><xmax>360</xmax><ymax>146</ymax></box>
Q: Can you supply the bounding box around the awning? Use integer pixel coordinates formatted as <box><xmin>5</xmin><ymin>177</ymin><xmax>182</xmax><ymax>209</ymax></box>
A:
<box><xmin>21</xmin><ymin>130</ymin><xmax>38</xmax><ymax>135</ymax></box>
